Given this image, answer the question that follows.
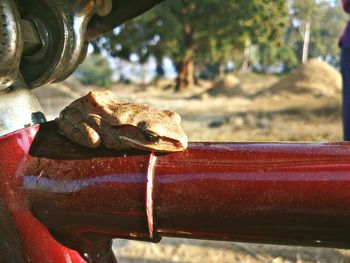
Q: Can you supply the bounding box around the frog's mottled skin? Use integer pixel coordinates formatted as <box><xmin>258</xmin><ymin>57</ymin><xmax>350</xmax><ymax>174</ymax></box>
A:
<box><xmin>55</xmin><ymin>90</ymin><xmax>188</xmax><ymax>152</ymax></box>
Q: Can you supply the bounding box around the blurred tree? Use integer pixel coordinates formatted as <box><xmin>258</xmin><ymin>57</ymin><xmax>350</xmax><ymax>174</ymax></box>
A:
<box><xmin>258</xmin><ymin>44</ymin><xmax>281</xmax><ymax>72</ymax></box>
<box><xmin>287</xmin><ymin>0</ymin><xmax>347</xmax><ymax>66</ymax></box>
<box><xmin>75</xmin><ymin>54</ymin><xmax>112</xmax><ymax>86</ymax></box>
<box><xmin>257</xmin><ymin>43</ymin><xmax>298</xmax><ymax>73</ymax></box>
<box><xmin>277</xmin><ymin>46</ymin><xmax>299</xmax><ymax>72</ymax></box>
<box><xmin>291</xmin><ymin>0</ymin><xmax>318</xmax><ymax>63</ymax></box>
<box><xmin>308</xmin><ymin>1</ymin><xmax>347</xmax><ymax>66</ymax></box>
<box><xmin>98</xmin><ymin>0</ymin><xmax>288</xmax><ymax>91</ymax></box>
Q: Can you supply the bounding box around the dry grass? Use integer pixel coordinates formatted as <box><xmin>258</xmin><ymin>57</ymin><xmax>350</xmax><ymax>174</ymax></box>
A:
<box><xmin>114</xmin><ymin>239</ymin><xmax>350</xmax><ymax>263</ymax></box>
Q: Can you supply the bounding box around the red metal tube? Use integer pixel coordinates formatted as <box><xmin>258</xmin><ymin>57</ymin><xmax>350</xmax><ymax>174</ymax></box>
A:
<box><xmin>2</xmin><ymin>122</ymin><xmax>350</xmax><ymax>262</ymax></box>
<box><xmin>154</xmin><ymin>142</ymin><xmax>350</xmax><ymax>248</ymax></box>
<box><xmin>26</xmin><ymin>122</ymin><xmax>350</xmax><ymax>248</ymax></box>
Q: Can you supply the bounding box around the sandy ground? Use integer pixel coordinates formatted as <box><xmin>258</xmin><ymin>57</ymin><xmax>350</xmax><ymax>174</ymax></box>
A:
<box><xmin>33</xmin><ymin>73</ymin><xmax>347</xmax><ymax>263</ymax></box>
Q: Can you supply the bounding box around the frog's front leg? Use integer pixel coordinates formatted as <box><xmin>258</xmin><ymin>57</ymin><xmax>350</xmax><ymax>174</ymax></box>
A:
<box><xmin>56</xmin><ymin>107</ymin><xmax>101</xmax><ymax>148</ymax></box>
<box><xmin>86</xmin><ymin>114</ymin><xmax>127</xmax><ymax>150</ymax></box>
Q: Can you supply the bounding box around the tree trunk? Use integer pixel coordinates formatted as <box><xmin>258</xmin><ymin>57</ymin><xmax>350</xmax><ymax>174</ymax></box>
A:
<box><xmin>175</xmin><ymin>23</ymin><xmax>195</xmax><ymax>91</ymax></box>
<box><xmin>240</xmin><ymin>42</ymin><xmax>253</xmax><ymax>73</ymax></box>
<box><xmin>219</xmin><ymin>62</ymin><xmax>225</xmax><ymax>78</ymax></box>
<box><xmin>175</xmin><ymin>58</ymin><xmax>194</xmax><ymax>91</ymax></box>
<box><xmin>302</xmin><ymin>21</ymin><xmax>311</xmax><ymax>63</ymax></box>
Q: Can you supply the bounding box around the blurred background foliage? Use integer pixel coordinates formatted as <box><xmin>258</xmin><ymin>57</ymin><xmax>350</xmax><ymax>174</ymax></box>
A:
<box><xmin>76</xmin><ymin>0</ymin><xmax>347</xmax><ymax>90</ymax></box>
<box><xmin>75</xmin><ymin>54</ymin><xmax>112</xmax><ymax>87</ymax></box>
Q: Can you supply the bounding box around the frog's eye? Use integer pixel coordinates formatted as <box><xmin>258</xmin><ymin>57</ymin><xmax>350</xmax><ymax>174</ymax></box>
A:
<box><xmin>142</xmin><ymin>130</ymin><xmax>160</xmax><ymax>142</ymax></box>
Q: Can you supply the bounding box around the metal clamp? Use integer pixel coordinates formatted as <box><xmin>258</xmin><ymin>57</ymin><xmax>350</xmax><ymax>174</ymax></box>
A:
<box><xmin>1</xmin><ymin>0</ymin><xmax>113</xmax><ymax>89</ymax></box>
<box><xmin>19</xmin><ymin>0</ymin><xmax>112</xmax><ymax>88</ymax></box>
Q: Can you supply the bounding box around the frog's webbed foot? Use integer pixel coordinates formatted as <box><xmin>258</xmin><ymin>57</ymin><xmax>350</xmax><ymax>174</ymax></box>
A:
<box><xmin>56</xmin><ymin>107</ymin><xmax>101</xmax><ymax>148</ymax></box>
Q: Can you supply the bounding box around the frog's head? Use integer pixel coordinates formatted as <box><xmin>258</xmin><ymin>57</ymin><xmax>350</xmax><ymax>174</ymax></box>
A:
<box><xmin>86</xmin><ymin>91</ymin><xmax>188</xmax><ymax>152</ymax></box>
<box><xmin>113</xmin><ymin>105</ymin><xmax>188</xmax><ymax>153</ymax></box>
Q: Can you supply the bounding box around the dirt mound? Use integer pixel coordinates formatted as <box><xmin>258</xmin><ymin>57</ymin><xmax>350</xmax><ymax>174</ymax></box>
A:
<box><xmin>204</xmin><ymin>74</ymin><xmax>245</xmax><ymax>97</ymax></box>
<box><xmin>267</xmin><ymin>58</ymin><xmax>341</xmax><ymax>97</ymax></box>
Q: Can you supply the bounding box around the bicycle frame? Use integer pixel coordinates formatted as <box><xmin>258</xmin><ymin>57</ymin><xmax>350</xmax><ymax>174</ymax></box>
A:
<box><xmin>1</xmin><ymin>121</ymin><xmax>350</xmax><ymax>262</ymax></box>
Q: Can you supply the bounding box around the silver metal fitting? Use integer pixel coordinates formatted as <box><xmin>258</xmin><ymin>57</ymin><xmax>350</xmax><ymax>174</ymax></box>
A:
<box><xmin>19</xmin><ymin>0</ymin><xmax>100</xmax><ymax>88</ymax></box>
<box><xmin>0</xmin><ymin>0</ymin><xmax>23</xmax><ymax>90</ymax></box>
<box><xmin>0</xmin><ymin>75</ymin><xmax>46</xmax><ymax>136</ymax></box>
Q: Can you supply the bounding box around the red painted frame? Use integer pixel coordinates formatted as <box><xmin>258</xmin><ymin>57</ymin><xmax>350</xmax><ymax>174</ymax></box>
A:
<box><xmin>2</xmin><ymin>121</ymin><xmax>350</xmax><ymax>262</ymax></box>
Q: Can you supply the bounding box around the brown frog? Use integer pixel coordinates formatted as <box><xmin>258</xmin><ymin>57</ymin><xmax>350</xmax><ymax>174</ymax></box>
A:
<box><xmin>55</xmin><ymin>90</ymin><xmax>188</xmax><ymax>152</ymax></box>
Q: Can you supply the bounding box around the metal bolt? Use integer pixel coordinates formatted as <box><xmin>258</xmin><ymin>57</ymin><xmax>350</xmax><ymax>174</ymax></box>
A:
<box><xmin>21</xmin><ymin>19</ymin><xmax>42</xmax><ymax>56</ymax></box>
